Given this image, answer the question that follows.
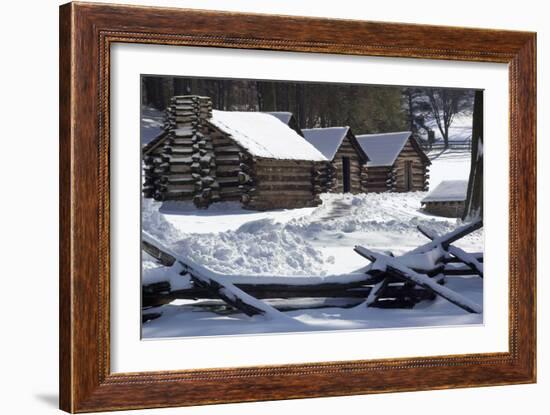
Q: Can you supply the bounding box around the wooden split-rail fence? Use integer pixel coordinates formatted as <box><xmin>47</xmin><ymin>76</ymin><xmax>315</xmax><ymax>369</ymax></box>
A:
<box><xmin>420</xmin><ymin>138</ymin><xmax>472</xmax><ymax>152</ymax></box>
<box><xmin>142</xmin><ymin>220</ymin><xmax>483</xmax><ymax>322</ymax></box>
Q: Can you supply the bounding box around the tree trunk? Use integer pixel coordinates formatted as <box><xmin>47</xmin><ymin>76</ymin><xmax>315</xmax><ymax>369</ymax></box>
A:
<box><xmin>256</xmin><ymin>81</ymin><xmax>264</xmax><ymax>111</ymax></box>
<box><xmin>295</xmin><ymin>83</ymin><xmax>306</xmax><ymax>127</ymax></box>
<box><xmin>173</xmin><ymin>78</ymin><xmax>190</xmax><ymax>96</ymax></box>
<box><xmin>407</xmin><ymin>91</ymin><xmax>414</xmax><ymax>131</ymax></box>
<box><xmin>462</xmin><ymin>90</ymin><xmax>484</xmax><ymax>220</ymax></box>
<box><xmin>443</xmin><ymin>124</ymin><xmax>450</xmax><ymax>149</ymax></box>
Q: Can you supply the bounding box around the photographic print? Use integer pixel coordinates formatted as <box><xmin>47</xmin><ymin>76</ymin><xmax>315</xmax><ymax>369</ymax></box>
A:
<box><xmin>141</xmin><ymin>76</ymin><xmax>484</xmax><ymax>339</ymax></box>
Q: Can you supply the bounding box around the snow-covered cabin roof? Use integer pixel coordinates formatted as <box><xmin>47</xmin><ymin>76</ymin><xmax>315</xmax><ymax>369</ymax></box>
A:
<box><xmin>209</xmin><ymin>110</ymin><xmax>326</xmax><ymax>161</ymax></box>
<box><xmin>266</xmin><ymin>112</ymin><xmax>304</xmax><ymax>137</ymax></box>
<box><xmin>266</xmin><ymin>112</ymin><xmax>293</xmax><ymax>124</ymax></box>
<box><xmin>356</xmin><ymin>131</ymin><xmax>413</xmax><ymax>167</ymax></box>
<box><xmin>422</xmin><ymin>180</ymin><xmax>468</xmax><ymax>203</ymax></box>
<box><xmin>301</xmin><ymin>127</ymin><xmax>351</xmax><ymax>160</ymax></box>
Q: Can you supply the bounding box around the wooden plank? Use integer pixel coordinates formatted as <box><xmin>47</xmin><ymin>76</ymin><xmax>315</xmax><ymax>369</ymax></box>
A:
<box><xmin>366</xmin><ymin>173</ymin><xmax>393</xmax><ymax>179</ymax></box>
<box><xmin>217</xmin><ymin>177</ymin><xmax>240</xmax><ymax>185</ymax></box>
<box><xmin>251</xmin><ymin>189</ymin><xmax>315</xmax><ymax>198</ymax></box>
<box><xmin>141</xmin><ymin>239</ymin><xmax>176</xmax><ymax>267</ymax></box>
<box><xmin>255</xmin><ymin>173</ymin><xmax>312</xmax><ymax>181</ymax></box>
<box><xmin>255</xmin><ymin>158</ymin><xmax>314</xmax><ymax>167</ymax></box>
<box><xmin>214</xmin><ymin>145</ymin><xmax>242</xmax><ymax>154</ymax></box>
<box><xmin>258</xmin><ymin>182</ymin><xmax>313</xmax><ymax>191</ymax></box>
<box><xmin>449</xmin><ymin>249</ymin><xmax>483</xmax><ymax>278</ymax></box>
<box><xmin>164</xmin><ymin>283</ymin><xmax>435</xmax><ymax>301</ymax></box>
<box><xmin>188</xmin><ymin>273</ymin><xmax>272</xmax><ymax>317</ymax></box>
<box><xmin>161</xmin><ymin>184</ymin><xmax>197</xmax><ymax>192</ymax></box>
<box><xmin>163</xmin><ymin>186</ymin><xmax>195</xmax><ymax>194</ymax></box>
<box><xmin>165</xmin><ymin>177</ymin><xmax>196</xmax><ymax>185</ymax></box>
<box><xmin>363</xmin><ymin>277</ymin><xmax>390</xmax><ymax>307</ymax></box>
<box><xmin>211</xmin><ymin>138</ymin><xmax>236</xmax><ymax>147</ymax></box>
<box><xmin>256</xmin><ymin>167</ymin><xmax>315</xmax><ymax>175</ymax></box>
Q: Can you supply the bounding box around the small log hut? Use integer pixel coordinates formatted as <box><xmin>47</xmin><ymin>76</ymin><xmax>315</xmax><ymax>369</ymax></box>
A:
<box><xmin>356</xmin><ymin>131</ymin><xmax>431</xmax><ymax>192</ymax></box>
<box><xmin>302</xmin><ymin>127</ymin><xmax>369</xmax><ymax>193</ymax></box>
<box><xmin>142</xmin><ymin>96</ymin><xmax>330</xmax><ymax>210</ymax></box>
<box><xmin>421</xmin><ymin>180</ymin><xmax>468</xmax><ymax>217</ymax></box>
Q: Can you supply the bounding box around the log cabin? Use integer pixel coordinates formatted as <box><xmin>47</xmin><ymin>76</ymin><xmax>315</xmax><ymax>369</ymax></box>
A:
<box><xmin>142</xmin><ymin>96</ymin><xmax>330</xmax><ymax>210</ymax></box>
<box><xmin>302</xmin><ymin>127</ymin><xmax>369</xmax><ymax>193</ymax></box>
<box><xmin>356</xmin><ymin>131</ymin><xmax>431</xmax><ymax>192</ymax></box>
<box><xmin>421</xmin><ymin>180</ymin><xmax>467</xmax><ymax>217</ymax></box>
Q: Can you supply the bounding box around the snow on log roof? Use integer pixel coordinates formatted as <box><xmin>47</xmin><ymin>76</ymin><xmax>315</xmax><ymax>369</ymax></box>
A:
<box><xmin>422</xmin><ymin>180</ymin><xmax>468</xmax><ymax>203</ymax></box>
<box><xmin>209</xmin><ymin>110</ymin><xmax>326</xmax><ymax>161</ymax></box>
<box><xmin>301</xmin><ymin>127</ymin><xmax>351</xmax><ymax>160</ymax></box>
<box><xmin>356</xmin><ymin>131</ymin><xmax>412</xmax><ymax>167</ymax></box>
<box><xmin>266</xmin><ymin>112</ymin><xmax>293</xmax><ymax>125</ymax></box>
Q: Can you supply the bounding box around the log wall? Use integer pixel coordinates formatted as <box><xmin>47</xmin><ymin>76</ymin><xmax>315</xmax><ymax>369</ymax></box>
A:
<box><xmin>208</xmin><ymin>127</ymin><xmax>243</xmax><ymax>202</ymax></box>
<box><xmin>363</xmin><ymin>138</ymin><xmax>430</xmax><ymax>193</ymax></box>
<box><xmin>241</xmin><ymin>158</ymin><xmax>326</xmax><ymax>210</ymax></box>
<box><xmin>330</xmin><ymin>135</ymin><xmax>365</xmax><ymax>194</ymax></box>
<box><xmin>423</xmin><ymin>201</ymin><xmax>465</xmax><ymax>218</ymax></box>
<box><xmin>392</xmin><ymin>140</ymin><xmax>429</xmax><ymax>192</ymax></box>
<box><xmin>364</xmin><ymin>166</ymin><xmax>394</xmax><ymax>192</ymax></box>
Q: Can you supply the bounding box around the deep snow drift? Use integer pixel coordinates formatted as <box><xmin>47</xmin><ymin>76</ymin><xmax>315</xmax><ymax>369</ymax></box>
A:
<box><xmin>143</xmin><ymin>191</ymin><xmax>482</xmax><ymax>279</ymax></box>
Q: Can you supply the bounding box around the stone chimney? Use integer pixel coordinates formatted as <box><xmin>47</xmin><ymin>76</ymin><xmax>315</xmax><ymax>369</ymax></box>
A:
<box><xmin>164</xmin><ymin>95</ymin><xmax>213</xmax><ymax>132</ymax></box>
<box><xmin>148</xmin><ymin>95</ymin><xmax>216</xmax><ymax>207</ymax></box>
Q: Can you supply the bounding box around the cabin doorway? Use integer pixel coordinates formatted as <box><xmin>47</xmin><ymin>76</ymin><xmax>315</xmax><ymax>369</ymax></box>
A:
<box><xmin>342</xmin><ymin>157</ymin><xmax>351</xmax><ymax>193</ymax></box>
<box><xmin>404</xmin><ymin>160</ymin><xmax>413</xmax><ymax>191</ymax></box>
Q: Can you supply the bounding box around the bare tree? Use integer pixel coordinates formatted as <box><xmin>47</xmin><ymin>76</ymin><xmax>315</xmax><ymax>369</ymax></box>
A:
<box><xmin>424</xmin><ymin>89</ymin><xmax>473</xmax><ymax>149</ymax></box>
<box><xmin>462</xmin><ymin>90</ymin><xmax>483</xmax><ymax>220</ymax></box>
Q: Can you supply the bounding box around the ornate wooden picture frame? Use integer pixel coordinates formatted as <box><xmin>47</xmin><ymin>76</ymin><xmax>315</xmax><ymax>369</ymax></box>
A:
<box><xmin>59</xmin><ymin>2</ymin><xmax>536</xmax><ymax>412</ymax></box>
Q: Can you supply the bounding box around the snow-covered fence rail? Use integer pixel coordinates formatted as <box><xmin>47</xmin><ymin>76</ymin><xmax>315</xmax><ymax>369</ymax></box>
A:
<box><xmin>409</xmin><ymin>219</ymin><xmax>482</xmax><ymax>254</ymax></box>
<box><xmin>352</xmin><ymin>220</ymin><xmax>483</xmax><ymax>313</ymax></box>
<box><xmin>354</xmin><ymin>246</ymin><xmax>481</xmax><ymax>313</ymax></box>
<box><xmin>142</xmin><ymin>238</ymin><xmax>176</xmax><ymax>267</ymax></box>
<box><xmin>417</xmin><ymin>224</ymin><xmax>484</xmax><ymax>278</ymax></box>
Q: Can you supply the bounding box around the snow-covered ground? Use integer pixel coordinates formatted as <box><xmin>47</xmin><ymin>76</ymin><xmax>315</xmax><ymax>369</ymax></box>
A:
<box><xmin>141</xmin><ymin>106</ymin><xmax>164</xmax><ymax>145</ymax></box>
<box><xmin>419</xmin><ymin>112</ymin><xmax>473</xmax><ymax>143</ymax></box>
<box><xmin>141</xmin><ymin>108</ymin><xmax>480</xmax><ymax>339</ymax></box>
<box><xmin>143</xmin><ymin>189</ymin><xmax>480</xmax><ymax>279</ymax></box>
<box><xmin>428</xmin><ymin>149</ymin><xmax>471</xmax><ymax>189</ymax></box>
